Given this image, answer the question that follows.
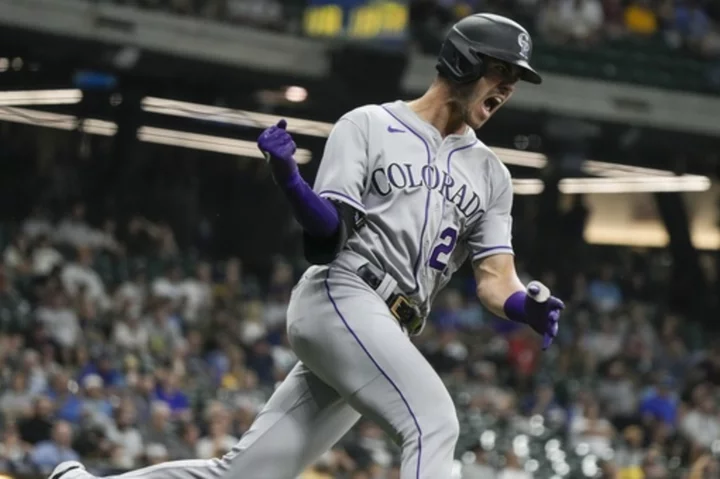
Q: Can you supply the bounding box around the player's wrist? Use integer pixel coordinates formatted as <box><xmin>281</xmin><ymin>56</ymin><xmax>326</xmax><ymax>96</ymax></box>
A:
<box><xmin>271</xmin><ymin>159</ymin><xmax>300</xmax><ymax>188</ymax></box>
<box><xmin>503</xmin><ymin>290</ymin><xmax>528</xmax><ymax>323</ymax></box>
<box><xmin>278</xmin><ymin>168</ymin><xmax>303</xmax><ymax>190</ymax></box>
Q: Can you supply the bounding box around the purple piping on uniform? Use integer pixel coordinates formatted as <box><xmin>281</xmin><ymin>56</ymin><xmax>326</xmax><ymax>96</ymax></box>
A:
<box><xmin>318</xmin><ymin>190</ymin><xmax>367</xmax><ymax>213</ymax></box>
<box><xmin>324</xmin><ymin>268</ymin><xmax>423</xmax><ymax>479</ymax></box>
<box><xmin>472</xmin><ymin>245</ymin><xmax>514</xmax><ymax>260</ymax></box>
<box><xmin>381</xmin><ymin>106</ymin><xmax>431</xmax><ymax>295</ymax></box>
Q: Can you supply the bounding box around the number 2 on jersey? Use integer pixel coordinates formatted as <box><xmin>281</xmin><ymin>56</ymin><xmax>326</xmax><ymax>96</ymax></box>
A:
<box><xmin>428</xmin><ymin>227</ymin><xmax>458</xmax><ymax>271</ymax></box>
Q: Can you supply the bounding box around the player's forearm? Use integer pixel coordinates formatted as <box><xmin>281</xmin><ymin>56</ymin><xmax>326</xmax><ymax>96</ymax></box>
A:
<box><xmin>476</xmin><ymin>273</ymin><xmax>525</xmax><ymax>319</ymax></box>
<box><xmin>279</xmin><ymin>171</ymin><xmax>340</xmax><ymax>238</ymax></box>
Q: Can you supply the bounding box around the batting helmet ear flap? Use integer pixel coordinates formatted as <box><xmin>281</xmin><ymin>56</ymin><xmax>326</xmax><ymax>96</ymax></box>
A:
<box><xmin>437</xmin><ymin>31</ymin><xmax>487</xmax><ymax>84</ymax></box>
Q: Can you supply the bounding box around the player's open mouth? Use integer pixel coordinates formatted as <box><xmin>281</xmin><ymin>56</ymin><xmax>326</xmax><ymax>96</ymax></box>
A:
<box><xmin>483</xmin><ymin>96</ymin><xmax>504</xmax><ymax>114</ymax></box>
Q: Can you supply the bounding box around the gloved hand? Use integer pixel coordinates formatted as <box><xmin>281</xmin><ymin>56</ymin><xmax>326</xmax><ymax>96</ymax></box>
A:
<box><xmin>525</xmin><ymin>281</ymin><xmax>564</xmax><ymax>350</ymax></box>
<box><xmin>257</xmin><ymin>119</ymin><xmax>298</xmax><ymax>186</ymax></box>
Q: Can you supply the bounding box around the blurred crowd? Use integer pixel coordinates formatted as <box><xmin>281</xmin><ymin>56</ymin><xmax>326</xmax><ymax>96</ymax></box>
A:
<box><xmin>0</xmin><ymin>200</ymin><xmax>718</xmax><ymax>479</ymax></box>
<box><xmin>86</xmin><ymin>0</ymin><xmax>720</xmax><ymax>58</ymax></box>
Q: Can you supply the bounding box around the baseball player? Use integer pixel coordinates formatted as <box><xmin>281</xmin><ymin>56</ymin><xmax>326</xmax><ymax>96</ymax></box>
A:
<box><xmin>51</xmin><ymin>13</ymin><xmax>563</xmax><ymax>479</ymax></box>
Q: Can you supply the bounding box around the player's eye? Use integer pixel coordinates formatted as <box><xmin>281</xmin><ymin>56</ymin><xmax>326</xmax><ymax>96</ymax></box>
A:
<box><xmin>492</xmin><ymin>63</ymin><xmax>519</xmax><ymax>83</ymax></box>
<box><xmin>494</xmin><ymin>64</ymin><xmax>510</xmax><ymax>75</ymax></box>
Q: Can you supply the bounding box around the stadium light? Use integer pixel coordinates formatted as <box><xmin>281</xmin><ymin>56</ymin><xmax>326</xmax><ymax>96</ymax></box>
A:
<box><xmin>137</xmin><ymin>126</ymin><xmax>312</xmax><ymax>164</ymax></box>
<box><xmin>0</xmin><ymin>106</ymin><xmax>117</xmax><ymax>135</ymax></box>
<box><xmin>0</xmin><ymin>89</ymin><xmax>82</xmax><ymax>106</ymax></box>
<box><xmin>141</xmin><ymin>97</ymin><xmax>333</xmax><ymax>137</ymax></box>
<box><xmin>512</xmin><ymin>179</ymin><xmax>544</xmax><ymax>195</ymax></box>
<box><xmin>559</xmin><ymin>176</ymin><xmax>711</xmax><ymax>194</ymax></box>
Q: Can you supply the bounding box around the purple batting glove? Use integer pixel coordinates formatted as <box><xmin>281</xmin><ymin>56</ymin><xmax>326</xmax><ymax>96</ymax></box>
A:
<box><xmin>257</xmin><ymin>119</ymin><xmax>298</xmax><ymax>186</ymax></box>
<box><xmin>525</xmin><ymin>281</ymin><xmax>565</xmax><ymax>350</ymax></box>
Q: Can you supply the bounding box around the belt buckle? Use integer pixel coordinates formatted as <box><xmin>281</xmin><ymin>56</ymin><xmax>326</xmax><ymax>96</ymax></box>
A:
<box><xmin>389</xmin><ymin>295</ymin><xmax>416</xmax><ymax>326</ymax></box>
<box><xmin>389</xmin><ymin>295</ymin><xmax>409</xmax><ymax>318</ymax></box>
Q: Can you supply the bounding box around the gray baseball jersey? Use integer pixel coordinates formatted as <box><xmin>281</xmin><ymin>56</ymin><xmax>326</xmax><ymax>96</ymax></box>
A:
<box><xmin>314</xmin><ymin>100</ymin><xmax>514</xmax><ymax>313</ymax></box>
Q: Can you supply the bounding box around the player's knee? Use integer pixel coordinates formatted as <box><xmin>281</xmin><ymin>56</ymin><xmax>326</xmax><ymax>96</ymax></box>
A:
<box><xmin>424</xmin><ymin>402</ymin><xmax>460</xmax><ymax>447</ymax></box>
<box><xmin>430</xmin><ymin>408</ymin><xmax>460</xmax><ymax>445</ymax></box>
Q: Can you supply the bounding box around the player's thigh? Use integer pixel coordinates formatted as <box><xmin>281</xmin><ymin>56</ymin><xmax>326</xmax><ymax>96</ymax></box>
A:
<box><xmin>287</xmin><ymin>266</ymin><xmax>458</xmax><ymax>444</ymax></box>
<box><xmin>221</xmin><ymin>361</ymin><xmax>360</xmax><ymax>479</ymax></box>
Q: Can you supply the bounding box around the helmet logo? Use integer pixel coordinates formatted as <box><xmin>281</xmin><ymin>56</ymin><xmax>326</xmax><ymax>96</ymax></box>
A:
<box><xmin>518</xmin><ymin>33</ymin><xmax>531</xmax><ymax>60</ymax></box>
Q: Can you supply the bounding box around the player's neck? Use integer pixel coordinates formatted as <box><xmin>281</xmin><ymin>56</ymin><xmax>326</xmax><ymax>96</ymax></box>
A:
<box><xmin>407</xmin><ymin>82</ymin><xmax>467</xmax><ymax>138</ymax></box>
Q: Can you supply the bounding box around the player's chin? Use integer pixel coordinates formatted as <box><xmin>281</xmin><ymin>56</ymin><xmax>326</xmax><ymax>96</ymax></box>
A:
<box><xmin>469</xmin><ymin>109</ymin><xmax>491</xmax><ymax>130</ymax></box>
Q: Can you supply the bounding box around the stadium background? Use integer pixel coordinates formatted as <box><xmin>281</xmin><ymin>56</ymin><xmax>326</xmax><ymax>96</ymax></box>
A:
<box><xmin>0</xmin><ymin>0</ymin><xmax>719</xmax><ymax>477</ymax></box>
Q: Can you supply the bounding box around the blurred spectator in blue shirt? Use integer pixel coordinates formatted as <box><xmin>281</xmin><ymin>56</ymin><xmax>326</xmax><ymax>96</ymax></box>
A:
<box><xmin>674</xmin><ymin>0</ymin><xmax>712</xmax><ymax>42</ymax></box>
<box><xmin>49</xmin><ymin>370</ymin><xmax>84</xmax><ymax>424</ymax></box>
<box><xmin>588</xmin><ymin>265</ymin><xmax>623</xmax><ymax>313</ymax></box>
<box><xmin>79</xmin><ymin>374</ymin><xmax>113</xmax><ymax>426</ymax></box>
<box><xmin>153</xmin><ymin>372</ymin><xmax>190</xmax><ymax>416</ymax></box>
<box><xmin>30</xmin><ymin>421</ymin><xmax>79</xmax><ymax>474</ymax></box>
<box><xmin>78</xmin><ymin>354</ymin><xmax>123</xmax><ymax>388</ymax></box>
<box><xmin>639</xmin><ymin>375</ymin><xmax>678</xmax><ymax>426</ymax></box>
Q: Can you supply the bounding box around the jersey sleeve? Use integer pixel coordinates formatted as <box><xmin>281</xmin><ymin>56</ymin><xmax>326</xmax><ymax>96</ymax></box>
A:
<box><xmin>468</xmin><ymin>162</ymin><xmax>514</xmax><ymax>262</ymax></box>
<box><xmin>312</xmin><ymin>115</ymin><xmax>369</xmax><ymax>214</ymax></box>
<box><xmin>302</xmin><ymin>111</ymin><xmax>370</xmax><ymax>264</ymax></box>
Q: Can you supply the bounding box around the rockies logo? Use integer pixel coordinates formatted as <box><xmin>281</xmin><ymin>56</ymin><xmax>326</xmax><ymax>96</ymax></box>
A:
<box><xmin>518</xmin><ymin>32</ymin><xmax>531</xmax><ymax>59</ymax></box>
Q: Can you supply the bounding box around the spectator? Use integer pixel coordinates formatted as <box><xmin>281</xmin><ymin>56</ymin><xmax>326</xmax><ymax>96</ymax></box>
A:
<box><xmin>639</xmin><ymin>375</ymin><xmax>679</xmax><ymax>427</ymax></box>
<box><xmin>588</xmin><ymin>265</ymin><xmax>622</xmax><ymax>313</ymax></box>
<box><xmin>181</xmin><ymin>262</ymin><xmax>213</xmax><ymax>324</ymax></box>
<box><xmin>602</xmin><ymin>0</ymin><xmax>626</xmax><ymax>37</ymax></box>
<box><xmin>596</xmin><ymin>360</ymin><xmax>638</xmax><ymax>423</ymax></box>
<box><xmin>18</xmin><ymin>396</ymin><xmax>54</xmax><ymax>446</ymax></box>
<box><xmin>524</xmin><ymin>383</ymin><xmax>566</xmax><ymax>427</ymax></box>
<box><xmin>462</xmin><ymin>446</ymin><xmax>496</xmax><ymax>479</ymax></box>
<box><xmin>22</xmin><ymin>206</ymin><xmax>54</xmax><ymax>241</ymax></box>
<box><xmin>30</xmin><ymin>420</ymin><xmax>79</xmax><ymax>474</ymax></box>
<box><xmin>538</xmin><ymin>0</ymin><xmax>605</xmax><ymax>44</ymax></box>
<box><xmin>680</xmin><ymin>395</ymin><xmax>720</xmax><ymax>450</ymax></box>
<box><xmin>113</xmin><ymin>314</ymin><xmax>150</xmax><ymax>353</ymax></box>
<box><xmin>145</xmin><ymin>443</ymin><xmax>169</xmax><ymax>466</ymax></box>
<box><xmin>31</xmin><ymin>234</ymin><xmax>63</xmax><ymax>277</ymax></box>
<box><xmin>54</xmin><ymin>202</ymin><xmax>94</xmax><ymax>248</ymax></box>
<box><xmin>497</xmin><ymin>451</ymin><xmax>531</xmax><ymax>479</ymax></box>
<box><xmin>106</xmin><ymin>401</ymin><xmax>144</xmax><ymax>468</ymax></box>
<box><xmin>0</xmin><ymin>423</ymin><xmax>27</xmax><ymax>466</ymax></box>
<box><xmin>153</xmin><ymin>372</ymin><xmax>190</xmax><ymax>416</ymax></box>
<box><xmin>0</xmin><ymin>371</ymin><xmax>34</xmax><ymax>418</ymax></box>
<box><xmin>624</xmin><ymin>0</ymin><xmax>658</xmax><ymax>36</ymax></box>
<box><xmin>172</xmin><ymin>422</ymin><xmax>200</xmax><ymax>460</ymax></box>
<box><xmin>114</xmin><ymin>267</ymin><xmax>149</xmax><ymax>319</ymax></box>
<box><xmin>36</xmin><ymin>291</ymin><xmax>81</xmax><ymax>350</ymax></box>
<box><xmin>674</xmin><ymin>0</ymin><xmax>712</xmax><ymax>47</ymax></box>
<box><xmin>614</xmin><ymin>425</ymin><xmax>646</xmax><ymax>475</ymax></box>
<box><xmin>3</xmin><ymin>232</ymin><xmax>32</xmax><ymax>278</ymax></box>
<box><xmin>61</xmin><ymin>246</ymin><xmax>110</xmax><ymax>310</ymax></box>
<box><xmin>301</xmin><ymin>450</ymin><xmax>337</xmax><ymax>479</ymax></box>
<box><xmin>0</xmin><ymin>268</ymin><xmax>30</xmax><ymax>333</ymax></box>
<box><xmin>78</xmin><ymin>354</ymin><xmax>123</xmax><ymax>388</ymax></box>
<box><xmin>146</xmin><ymin>301</ymin><xmax>183</xmax><ymax>357</ymax></box>
<box><xmin>139</xmin><ymin>401</ymin><xmax>179</xmax><ymax>449</ymax></box>
<box><xmin>49</xmin><ymin>370</ymin><xmax>83</xmax><ymax>424</ymax></box>
<box><xmin>196</xmin><ymin>404</ymin><xmax>237</xmax><ymax>459</ymax></box>
<box><xmin>569</xmin><ymin>399</ymin><xmax>615</xmax><ymax>456</ymax></box>
<box><xmin>152</xmin><ymin>264</ymin><xmax>185</xmax><ymax>305</ymax></box>
<box><xmin>585</xmin><ymin>315</ymin><xmax>623</xmax><ymax>363</ymax></box>
<box><xmin>78</xmin><ymin>374</ymin><xmax>114</xmax><ymax>428</ymax></box>
<box><xmin>214</xmin><ymin>257</ymin><xmax>260</xmax><ymax>304</ymax></box>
